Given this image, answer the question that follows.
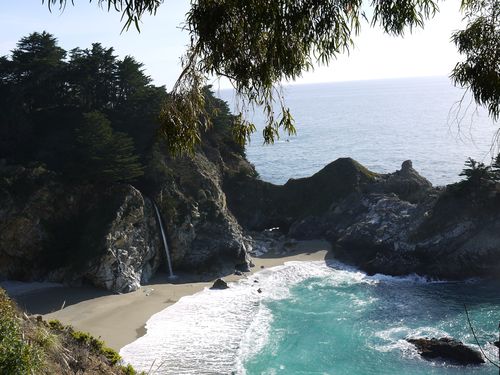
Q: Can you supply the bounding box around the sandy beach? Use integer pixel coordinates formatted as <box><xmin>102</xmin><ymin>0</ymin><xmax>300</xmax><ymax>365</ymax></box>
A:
<box><xmin>10</xmin><ymin>240</ymin><xmax>331</xmax><ymax>350</ymax></box>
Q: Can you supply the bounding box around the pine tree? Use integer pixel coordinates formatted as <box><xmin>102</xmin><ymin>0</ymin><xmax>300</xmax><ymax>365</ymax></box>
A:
<box><xmin>75</xmin><ymin>111</ymin><xmax>144</xmax><ymax>183</ymax></box>
<box><xmin>490</xmin><ymin>153</ymin><xmax>500</xmax><ymax>182</ymax></box>
<box><xmin>459</xmin><ymin>157</ymin><xmax>492</xmax><ymax>189</ymax></box>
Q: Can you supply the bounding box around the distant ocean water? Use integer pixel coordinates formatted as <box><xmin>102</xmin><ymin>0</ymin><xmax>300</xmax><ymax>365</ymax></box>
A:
<box><xmin>217</xmin><ymin>76</ymin><xmax>498</xmax><ymax>186</ymax></box>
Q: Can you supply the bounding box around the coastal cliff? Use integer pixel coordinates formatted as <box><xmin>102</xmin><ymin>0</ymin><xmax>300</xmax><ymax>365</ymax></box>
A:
<box><xmin>225</xmin><ymin>158</ymin><xmax>500</xmax><ymax>280</ymax></box>
<box><xmin>0</xmin><ymin>121</ymin><xmax>252</xmax><ymax>293</ymax></box>
<box><xmin>0</xmin><ymin>34</ymin><xmax>254</xmax><ymax>293</ymax></box>
<box><xmin>0</xmin><ymin>163</ymin><xmax>162</xmax><ymax>293</ymax></box>
<box><xmin>3</xmin><ymin>148</ymin><xmax>500</xmax><ymax>292</ymax></box>
<box><xmin>3</xmin><ymin>32</ymin><xmax>498</xmax><ymax>294</ymax></box>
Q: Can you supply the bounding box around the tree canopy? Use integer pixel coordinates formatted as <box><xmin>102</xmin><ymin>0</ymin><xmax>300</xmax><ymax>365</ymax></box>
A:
<box><xmin>0</xmin><ymin>32</ymin><xmax>240</xmax><ymax>184</ymax></box>
<box><xmin>43</xmin><ymin>0</ymin><xmax>500</xmax><ymax>154</ymax></box>
<box><xmin>0</xmin><ymin>32</ymin><xmax>159</xmax><ymax>183</ymax></box>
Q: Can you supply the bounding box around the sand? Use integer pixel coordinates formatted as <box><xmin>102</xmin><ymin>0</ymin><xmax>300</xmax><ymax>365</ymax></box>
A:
<box><xmin>11</xmin><ymin>240</ymin><xmax>331</xmax><ymax>350</ymax></box>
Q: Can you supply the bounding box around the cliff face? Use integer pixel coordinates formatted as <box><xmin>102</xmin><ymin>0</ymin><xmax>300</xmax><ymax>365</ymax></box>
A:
<box><xmin>0</xmin><ymin>164</ymin><xmax>162</xmax><ymax>293</ymax></box>
<box><xmin>3</xmin><ymin>132</ymin><xmax>500</xmax><ymax>290</ymax></box>
<box><xmin>224</xmin><ymin>157</ymin><xmax>378</xmax><ymax>231</ymax></box>
<box><xmin>0</xmin><ymin>124</ymin><xmax>253</xmax><ymax>293</ymax></box>
<box><xmin>149</xmin><ymin>143</ymin><xmax>251</xmax><ymax>273</ymax></box>
<box><xmin>225</xmin><ymin>158</ymin><xmax>500</xmax><ymax>280</ymax></box>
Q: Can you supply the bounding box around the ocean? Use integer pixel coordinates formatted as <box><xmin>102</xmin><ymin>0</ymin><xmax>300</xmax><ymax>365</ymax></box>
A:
<box><xmin>120</xmin><ymin>261</ymin><xmax>500</xmax><ymax>374</ymax></box>
<box><xmin>120</xmin><ymin>77</ymin><xmax>500</xmax><ymax>374</ymax></box>
<box><xmin>218</xmin><ymin>76</ymin><xmax>498</xmax><ymax>186</ymax></box>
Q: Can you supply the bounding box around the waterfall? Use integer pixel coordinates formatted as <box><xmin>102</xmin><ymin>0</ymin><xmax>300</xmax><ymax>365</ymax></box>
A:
<box><xmin>153</xmin><ymin>202</ymin><xmax>175</xmax><ymax>278</ymax></box>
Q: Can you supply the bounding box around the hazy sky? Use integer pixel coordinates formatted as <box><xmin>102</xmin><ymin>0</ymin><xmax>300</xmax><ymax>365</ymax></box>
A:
<box><xmin>1</xmin><ymin>1</ymin><xmax>465</xmax><ymax>89</ymax></box>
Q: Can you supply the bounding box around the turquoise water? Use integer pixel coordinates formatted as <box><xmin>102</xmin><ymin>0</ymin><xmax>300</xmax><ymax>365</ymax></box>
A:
<box><xmin>121</xmin><ymin>262</ymin><xmax>500</xmax><ymax>374</ymax></box>
<box><xmin>244</xmin><ymin>269</ymin><xmax>500</xmax><ymax>374</ymax></box>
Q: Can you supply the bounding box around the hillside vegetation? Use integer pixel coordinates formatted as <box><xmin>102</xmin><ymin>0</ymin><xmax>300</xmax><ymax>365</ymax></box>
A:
<box><xmin>0</xmin><ymin>288</ymin><xmax>143</xmax><ymax>374</ymax></box>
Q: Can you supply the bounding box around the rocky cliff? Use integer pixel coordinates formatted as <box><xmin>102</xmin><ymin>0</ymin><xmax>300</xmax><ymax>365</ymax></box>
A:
<box><xmin>2</xmin><ymin>139</ymin><xmax>500</xmax><ymax>291</ymax></box>
<box><xmin>0</xmin><ymin>163</ymin><xmax>162</xmax><ymax>293</ymax></box>
<box><xmin>0</xmin><ymin>124</ymin><xmax>253</xmax><ymax>292</ymax></box>
<box><xmin>144</xmin><ymin>133</ymin><xmax>252</xmax><ymax>274</ymax></box>
<box><xmin>225</xmin><ymin>158</ymin><xmax>500</xmax><ymax>280</ymax></box>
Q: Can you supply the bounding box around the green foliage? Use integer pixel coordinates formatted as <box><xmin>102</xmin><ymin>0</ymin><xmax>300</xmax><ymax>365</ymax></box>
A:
<box><xmin>460</xmin><ymin>157</ymin><xmax>491</xmax><ymax>182</ymax></box>
<box><xmin>0</xmin><ymin>292</ymin><xmax>133</xmax><ymax>374</ymax></box>
<box><xmin>11</xmin><ymin>31</ymin><xmax>67</xmax><ymax>111</ymax></box>
<box><xmin>42</xmin><ymin>1</ymin><xmax>499</xmax><ymax>154</ymax></box>
<box><xmin>458</xmin><ymin>156</ymin><xmax>500</xmax><ymax>192</ymax></box>
<box><xmin>491</xmin><ymin>153</ymin><xmax>500</xmax><ymax>180</ymax></box>
<box><xmin>44</xmin><ymin>0</ymin><xmax>162</xmax><ymax>32</ymax></box>
<box><xmin>0</xmin><ymin>32</ymin><xmax>170</xmax><ymax>184</ymax></box>
<box><xmin>0</xmin><ymin>289</ymin><xmax>43</xmax><ymax>374</ymax></box>
<box><xmin>158</xmin><ymin>64</ymin><xmax>209</xmax><ymax>156</ymax></box>
<box><xmin>71</xmin><ymin>330</ymin><xmax>122</xmax><ymax>365</ymax></box>
<box><xmin>451</xmin><ymin>0</ymin><xmax>500</xmax><ymax>120</ymax></box>
<box><xmin>173</xmin><ymin>0</ymin><xmax>439</xmax><ymax>152</ymax></box>
<box><xmin>48</xmin><ymin>319</ymin><xmax>65</xmax><ymax>331</ymax></box>
<box><xmin>34</xmin><ymin>326</ymin><xmax>59</xmax><ymax>351</ymax></box>
<box><xmin>75</xmin><ymin>111</ymin><xmax>144</xmax><ymax>183</ymax></box>
<box><xmin>102</xmin><ymin>346</ymin><xmax>122</xmax><ymax>366</ymax></box>
<box><xmin>120</xmin><ymin>363</ymin><xmax>146</xmax><ymax>375</ymax></box>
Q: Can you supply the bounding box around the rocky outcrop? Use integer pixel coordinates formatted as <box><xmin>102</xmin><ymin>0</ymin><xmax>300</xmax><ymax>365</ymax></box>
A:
<box><xmin>0</xmin><ymin>164</ymin><xmax>162</xmax><ymax>293</ymax></box>
<box><xmin>314</xmin><ymin>161</ymin><xmax>500</xmax><ymax>279</ymax></box>
<box><xmin>4</xmin><ymin>130</ymin><xmax>500</xmax><ymax>290</ymax></box>
<box><xmin>0</xmin><ymin>121</ymin><xmax>256</xmax><ymax>292</ymax></box>
<box><xmin>154</xmin><ymin>152</ymin><xmax>250</xmax><ymax>273</ymax></box>
<box><xmin>225</xmin><ymin>157</ymin><xmax>378</xmax><ymax>231</ymax></box>
<box><xmin>407</xmin><ymin>337</ymin><xmax>485</xmax><ymax>365</ymax></box>
<box><xmin>83</xmin><ymin>185</ymin><xmax>162</xmax><ymax>293</ymax></box>
<box><xmin>0</xmin><ymin>117</ymin><xmax>258</xmax><ymax>292</ymax></box>
<box><xmin>210</xmin><ymin>278</ymin><xmax>229</xmax><ymax>289</ymax></box>
<box><xmin>226</xmin><ymin>158</ymin><xmax>500</xmax><ymax>280</ymax></box>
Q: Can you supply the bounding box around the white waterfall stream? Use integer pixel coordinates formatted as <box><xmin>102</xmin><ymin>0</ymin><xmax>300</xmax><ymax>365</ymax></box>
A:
<box><xmin>153</xmin><ymin>202</ymin><xmax>174</xmax><ymax>278</ymax></box>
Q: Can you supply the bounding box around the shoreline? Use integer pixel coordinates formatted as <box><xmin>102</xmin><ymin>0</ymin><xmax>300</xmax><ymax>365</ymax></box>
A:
<box><xmin>9</xmin><ymin>240</ymin><xmax>331</xmax><ymax>350</ymax></box>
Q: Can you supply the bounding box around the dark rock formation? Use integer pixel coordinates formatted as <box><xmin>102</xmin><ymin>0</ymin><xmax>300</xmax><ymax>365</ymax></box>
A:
<box><xmin>0</xmin><ymin>165</ymin><xmax>162</xmax><ymax>293</ymax></box>
<box><xmin>4</xmin><ymin>131</ymin><xmax>500</xmax><ymax>291</ymax></box>
<box><xmin>225</xmin><ymin>158</ymin><xmax>500</xmax><ymax>280</ymax></box>
<box><xmin>407</xmin><ymin>337</ymin><xmax>485</xmax><ymax>365</ymax></box>
<box><xmin>225</xmin><ymin>157</ymin><xmax>378</xmax><ymax>231</ymax></box>
<box><xmin>210</xmin><ymin>278</ymin><xmax>229</xmax><ymax>290</ymax></box>
<box><xmin>0</xmin><ymin>123</ymin><xmax>254</xmax><ymax>292</ymax></box>
<box><xmin>145</xmin><ymin>128</ymin><xmax>253</xmax><ymax>274</ymax></box>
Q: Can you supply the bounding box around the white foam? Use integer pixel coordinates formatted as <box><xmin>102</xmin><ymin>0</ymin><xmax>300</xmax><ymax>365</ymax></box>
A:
<box><xmin>120</xmin><ymin>261</ymin><xmax>332</xmax><ymax>374</ymax></box>
<box><xmin>371</xmin><ymin>326</ymin><xmax>451</xmax><ymax>358</ymax></box>
<box><xmin>324</xmin><ymin>260</ymin><xmax>454</xmax><ymax>285</ymax></box>
<box><xmin>233</xmin><ymin>304</ymin><xmax>273</xmax><ymax>374</ymax></box>
<box><xmin>120</xmin><ymin>260</ymin><xmax>467</xmax><ymax>374</ymax></box>
<box><xmin>367</xmin><ymin>273</ymin><xmax>449</xmax><ymax>284</ymax></box>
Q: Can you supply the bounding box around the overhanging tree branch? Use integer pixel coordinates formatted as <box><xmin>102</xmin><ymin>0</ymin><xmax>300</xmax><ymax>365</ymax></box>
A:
<box><xmin>42</xmin><ymin>0</ymin><xmax>500</xmax><ymax>155</ymax></box>
<box><xmin>464</xmin><ymin>304</ymin><xmax>500</xmax><ymax>369</ymax></box>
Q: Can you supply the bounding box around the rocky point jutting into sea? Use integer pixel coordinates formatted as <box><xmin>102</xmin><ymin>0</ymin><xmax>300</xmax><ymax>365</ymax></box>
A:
<box><xmin>2</xmin><ymin>121</ymin><xmax>500</xmax><ymax>293</ymax></box>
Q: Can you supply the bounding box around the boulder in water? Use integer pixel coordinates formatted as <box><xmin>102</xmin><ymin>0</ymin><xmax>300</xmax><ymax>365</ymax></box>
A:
<box><xmin>407</xmin><ymin>337</ymin><xmax>485</xmax><ymax>365</ymax></box>
<box><xmin>210</xmin><ymin>278</ymin><xmax>229</xmax><ymax>290</ymax></box>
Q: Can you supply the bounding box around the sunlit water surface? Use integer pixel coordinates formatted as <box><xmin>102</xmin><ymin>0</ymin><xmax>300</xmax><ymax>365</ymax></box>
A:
<box><xmin>121</xmin><ymin>262</ymin><xmax>500</xmax><ymax>374</ymax></box>
<box><xmin>218</xmin><ymin>76</ymin><xmax>498</xmax><ymax>186</ymax></box>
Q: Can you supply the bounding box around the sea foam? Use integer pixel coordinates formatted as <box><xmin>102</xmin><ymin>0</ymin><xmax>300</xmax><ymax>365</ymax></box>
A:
<box><xmin>120</xmin><ymin>260</ymin><xmax>460</xmax><ymax>374</ymax></box>
<box><xmin>120</xmin><ymin>261</ymin><xmax>332</xmax><ymax>374</ymax></box>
